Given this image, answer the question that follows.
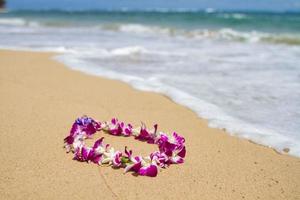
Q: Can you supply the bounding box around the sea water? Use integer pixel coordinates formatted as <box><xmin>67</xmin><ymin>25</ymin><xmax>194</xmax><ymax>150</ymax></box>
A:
<box><xmin>0</xmin><ymin>10</ymin><xmax>300</xmax><ymax>156</ymax></box>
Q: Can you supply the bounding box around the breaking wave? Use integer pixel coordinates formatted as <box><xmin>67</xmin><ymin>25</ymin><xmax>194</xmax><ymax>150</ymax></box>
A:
<box><xmin>0</xmin><ymin>17</ymin><xmax>39</xmax><ymax>27</ymax></box>
<box><xmin>100</xmin><ymin>23</ymin><xmax>300</xmax><ymax>45</ymax></box>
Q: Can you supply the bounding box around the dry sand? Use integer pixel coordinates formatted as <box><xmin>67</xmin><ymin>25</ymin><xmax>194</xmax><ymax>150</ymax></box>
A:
<box><xmin>0</xmin><ymin>49</ymin><xmax>299</xmax><ymax>200</ymax></box>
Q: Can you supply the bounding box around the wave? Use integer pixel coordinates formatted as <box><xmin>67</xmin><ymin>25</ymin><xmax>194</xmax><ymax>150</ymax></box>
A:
<box><xmin>2</xmin><ymin>17</ymin><xmax>299</xmax><ymax>46</ymax></box>
<box><xmin>215</xmin><ymin>29</ymin><xmax>300</xmax><ymax>45</ymax></box>
<box><xmin>101</xmin><ymin>23</ymin><xmax>173</xmax><ymax>36</ymax></box>
<box><xmin>110</xmin><ymin>46</ymin><xmax>147</xmax><ymax>56</ymax></box>
<box><xmin>0</xmin><ymin>17</ymin><xmax>39</xmax><ymax>27</ymax></box>
<box><xmin>100</xmin><ymin>23</ymin><xmax>300</xmax><ymax>45</ymax></box>
<box><xmin>66</xmin><ymin>46</ymin><xmax>185</xmax><ymax>61</ymax></box>
<box><xmin>205</xmin><ymin>8</ymin><xmax>216</xmax><ymax>13</ymax></box>
<box><xmin>2</xmin><ymin>14</ymin><xmax>299</xmax><ymax>46</ymax></box>
<box><xmin>218</xmin><ymin>13</ymin><xmax>248</xmax><ymax>20</ymax></box>
<box><xmin>262</xmin><ymin>34</ymin><xmax>300</xmax><ymax>45</ymax></box>
<box><xmin>0</xmin><ymin>18</ymin><xmax>27</xmax><ymax>26</ymax></box>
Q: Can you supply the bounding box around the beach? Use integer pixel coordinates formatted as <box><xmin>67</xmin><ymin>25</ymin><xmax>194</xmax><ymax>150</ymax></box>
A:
<box><xmin>2</xmin><ymin>11</ymin><xmax>300</xmax><ymax>155</ymax></box>
<box><xmin>0</xmin><ymin>49</ymin><xmax>299</xmax><ymax>199</ymax></box>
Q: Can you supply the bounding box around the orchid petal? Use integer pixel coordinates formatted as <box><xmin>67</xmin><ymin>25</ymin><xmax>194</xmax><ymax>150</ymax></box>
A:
<box><xmin>138</xmin><ymin>164</ymin><xmax>158</xmax><ymax>177</ymax></box>
<box><xmin>112</xmin><ymin>151</ymin><xmax>122</xmax><ymax>167</ymax></box>
<box><xmin>170</xmin><ymin>156</ymin><xmax>184</xmax><ymax>164</ymax></box>
<box><xmin>177</xmin><ymin>146</ymin><xmax>186</xmax><ymax>158</ymax></box>
<box><xmin>93</xmin><ymin>137</ymin><xmax>104</xmax><ymax>149</ymax></box>
<box><xmin>124</xmin><ymin>146</ymin><xmax>132</xmax><ymax>159</ymax></box>
<box><xmin>64</xmin><ymin>136</ymin><xmax>74</xmax><ymax>145</ymax></box>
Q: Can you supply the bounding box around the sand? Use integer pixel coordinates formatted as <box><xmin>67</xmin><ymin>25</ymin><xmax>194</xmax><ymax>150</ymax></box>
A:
<box><xmin>0</xmin><ymin>49</ymin><xmax>299</xmax><ymax>200</ymax></box>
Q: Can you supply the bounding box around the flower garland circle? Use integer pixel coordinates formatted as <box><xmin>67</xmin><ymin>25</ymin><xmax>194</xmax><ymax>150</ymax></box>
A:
<box><xmin>64</xmin><ymin>116</ymin><xmax>186</xmax><ymax>177</ymax></box>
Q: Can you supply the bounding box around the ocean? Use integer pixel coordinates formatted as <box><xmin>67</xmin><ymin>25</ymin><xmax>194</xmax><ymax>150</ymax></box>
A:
<box><xmin>0</xmin><ymin>10</ymin><xmax>300</xmax><ymax>157</ymax></box>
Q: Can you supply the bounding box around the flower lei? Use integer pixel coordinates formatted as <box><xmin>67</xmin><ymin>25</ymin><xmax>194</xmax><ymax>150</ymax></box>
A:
<box><xmin>64</xmin><ymin>116</ymin><xmax>186</xmax><ymax>177</ymax></box>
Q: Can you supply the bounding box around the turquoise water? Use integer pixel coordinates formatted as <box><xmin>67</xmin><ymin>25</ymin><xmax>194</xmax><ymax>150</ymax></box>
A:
<box><xmin>3</xmin><ymin>10</ymin><xmax>300</xmax><ymax>45</ymax></box>
<box><xmin>1</xmin><ymin>10</ymin><xmax>300</xmax><ymax>156</ymax></box>
<box><xmin>2</xmin><ymin>10</ymin><xmax>300</xmax><ymax>31</ymax></box>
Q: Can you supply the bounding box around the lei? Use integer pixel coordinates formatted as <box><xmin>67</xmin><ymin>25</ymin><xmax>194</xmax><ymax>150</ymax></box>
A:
<box><xmin>64</xmin><ymin>116</ymin><xmax>186</xmax><ymax>177</ymax></box>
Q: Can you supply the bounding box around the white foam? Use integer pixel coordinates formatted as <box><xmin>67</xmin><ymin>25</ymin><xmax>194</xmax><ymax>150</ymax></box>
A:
<box><xmin>100</xmin><ymin>24</ymin><xmax>300</xmax><ymax>45</ymax></box>
<box><xmin>232</xmin><ymin>14</ymin><xmax>247</xmax><ymax>19</ymax></box>
<box><xmin>217</xmin><ymin>28</ymin><xmax>267</xmax><ymax>42</ymax></box>
<box><xmin>110</xmin><ymin>46</ymin><xmax>148</xmax><ymax>56</ymax></box>
<box><xmin>0</xmin><ymin>18</ymin><xmax>27</xmax><ymax>26</ymax></box>
<box><xmin>119</xmin><ymin>23</ymin><xmax>173</xmax><ymax>36</ymax></box>
<box><xmin>0</xmin><ymin>18</ymin><xmax>39</xmax><ymax>27</ymax></box>
<box><xmin>221</xmin><ymin>13</ymin><xmax>248</xmax><ymax>20</ymax></box>
<box><xmin>119</xmin><ymin>24</ymin><xmax>153</xmax><ymax>34</ymax></box>
<box><xmin>205</xmin><ymin>8</ymin><xmax>216</xmax><ymax>13</ymax></box>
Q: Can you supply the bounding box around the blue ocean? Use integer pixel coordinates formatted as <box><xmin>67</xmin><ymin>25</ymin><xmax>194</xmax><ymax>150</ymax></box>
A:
<box><xmin>1</xmin><ymin>10</ymin><xmax>300</xmax><ymax>156</ymax></box>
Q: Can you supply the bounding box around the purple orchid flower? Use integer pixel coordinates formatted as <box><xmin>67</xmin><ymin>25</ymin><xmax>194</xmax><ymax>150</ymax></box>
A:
<box><xmin>157</xmin><ymin>131</ymin><xmax>186</xmax><ymax>158</ymax></box>
<box><xmin>108</xmin><ymin>118</ymin><xmax>123</xmax><ymax>136</ymax></box>
<box><xmin>124</xmin><ymin>156</ymin><xmax>158</xmax><ymax>177</ymax></box>
<box><xmin>112</xmin><ymin>151</ymin><xmax>123</xmax><ymax>167</ymax></box>
<box><xmin>75</xmin><ymin>146</ymin><xmax>97</xmax><ymax>162</ymax></box>
<box><xmin>75</xmin><ymin>116</ymin><xmax>101</xmax><ymax>136</ymax></box>
<box><xmin>124</xmin><ymin>146</ymin><xmax>133</xmax><ymax>159</ymax></box>
<box><xmin>69</xmin><ymin>123</ymin><xmax>81</xmax><ymax>137</ymax></box>
<box><xmin>108</xmin><ymin>118</ymin><xmax>133</xmax><ymax>136</ymax></box>
<box><xmin>73</xmin><ymin>146</ymin><xmax>87</xmax><ymax>162</ymax></box>
<box><xmin>124</xmin><ymin>156</ymin><xmax>142</xmax><ymax>174</ymax></box>
<box><xmin>72</xmin><ymin>142</ymin><xmax>104</xmax><ymax>164</ymax></box>
<box><xmin>135</xmin><ymin>124</ymin><xmax>158</xmax><ymax>144</ymax></box>
<box><xmin>157</xmin><ymin>139</ymin><xmax>176</xmax><ymax>157</ymax></box>
<box><xmin>64</xmin><ymin>135</ymin><xmax>74</xmax><ymax>145</ymax></box>
<box><xmin>138</xmin><ymin>164</ymin><xmax>158</xmax><ymax>177</ymax></box>
<box><xmin>93</xmin><ymin>137</ymin><xmax>104</xmax><ymax>149</ymax></box>
<box><xmin>123</xmin><ymin>123</ymin><xmax>133</xmax><ymax>136</ymax></box>
<box><xmin>170</xmin><ymin>146</ymin><xmax>186</xmax><ymax>164</ymax></box>
<box><xmin>64</xmin><ymin>123</ymin><xmax>81</xmax><ymax>151</ymax></box>
<box><xmin>172</xmin><ymin>132</ymin><xmax>185</xmax><ymax>148</ymax></box>
<box><xmin>150</xmin><ymin>151</ymin><xmax>169</xmax><ymax>168</ymax></box>
<box><xmin>82</xmin><ymin>146</ymin><xmax>93</xmax><ymax>161</ymax></box>
<box><xmin>118</xmin><ymin>121</ymin><xmax>133</xmax><ymax>136</ymax></box>
<box><xmin>135</xmin><ymin>123</ymin><xmax>150</xmax><ymax>141</ymax></box>
<box><xmin>90</xmin><ymin>152</ymin><xmax>103</xmax><ymax>164</ymax></box>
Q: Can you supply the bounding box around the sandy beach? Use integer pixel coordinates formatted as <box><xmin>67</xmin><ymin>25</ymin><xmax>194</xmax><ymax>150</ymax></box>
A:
<box><xmin>0</xmin><ymin>49</ymin><xmax>299</xmax><ymax>199</ymax></box>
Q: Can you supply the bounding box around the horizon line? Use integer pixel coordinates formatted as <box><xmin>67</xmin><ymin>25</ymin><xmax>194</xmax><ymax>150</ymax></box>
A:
<box><xmin>5</xmin><ymin>8</ymin><xmax>300</xmax><ymax>14</ymax></box>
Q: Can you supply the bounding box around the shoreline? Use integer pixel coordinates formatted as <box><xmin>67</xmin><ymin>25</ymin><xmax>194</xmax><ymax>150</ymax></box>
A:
<box><xmin>0</xmin><ymin>49</ymin><xmax>299</xmax><ymax>199</ymax></box>
<box><xmin>53</xmin><ymin>47</ymin><xmax>300</xmax><ymax>158</ymax></box>
<box><xmin>54</xmin><ymin>50</ymin><xmax>298</xmax><ymax>158</ymax></box>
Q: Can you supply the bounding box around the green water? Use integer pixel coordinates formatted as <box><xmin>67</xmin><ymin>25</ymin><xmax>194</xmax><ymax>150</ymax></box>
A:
<box><xmin>2</xmin><ymin>10</ymin><xmax>300</xmax><ymax>33</ymax></box>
